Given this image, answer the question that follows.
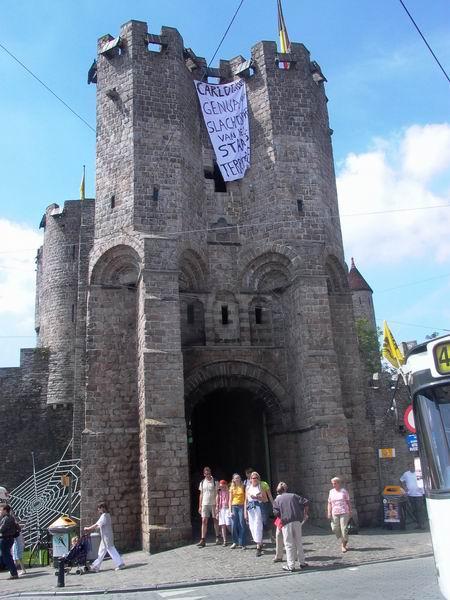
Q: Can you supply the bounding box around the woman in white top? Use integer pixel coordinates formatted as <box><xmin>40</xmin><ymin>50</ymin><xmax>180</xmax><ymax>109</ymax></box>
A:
<box><xmin>84</xmin><ymin>502</ymin><xmax>125</xmax><ymax>572</ymax></box>
<box><xmin>244</xmin><ymin>472</ymin><xmax>268</xmax><ymax>557</ymax></box>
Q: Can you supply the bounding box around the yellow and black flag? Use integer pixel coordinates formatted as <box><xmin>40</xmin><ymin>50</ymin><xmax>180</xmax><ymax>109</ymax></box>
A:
<box><xmin>278</xmin><ymin>0</ymin><xmax>291</xmax><ymax>68</ymax></box>
<box><xmin>382</xmin><ymin>321</ymin><xmax>405</xmax><ymax>368</ymax></box>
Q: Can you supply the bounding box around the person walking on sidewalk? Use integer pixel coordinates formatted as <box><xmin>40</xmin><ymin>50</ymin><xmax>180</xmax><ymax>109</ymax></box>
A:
<box><xmin>84</xmin><ymin>502</ymin><xmax>125</xmax><ymax>572</ymax></box>
<box><xmin>0</xmin><ymin>505</ymin><xmax>19</xmax><ymax>580</ymax></box>
<box><xmin>272</xmin><ymin>487</ymin><xmax>285</xmax><ymax>563</ymax></box>
<box><xmin>272</xmin><ymin>482</ymin><xmax>309</xmax><ymax>572</ymax></box>
<box><xmin>197</xmin><ymin>466</ymin><xmax>220</xmax><ymax>547</ymax></box>
<box><xmin>12</xmin><ymin>523</ymin><xmax>27</xmax><ymax>576</ymax></box>
<box><xmin>229</xmin><ymin>473</ymin><xmax>246</xmax><ymax>549</ymax></box>
<box><xmin>244</xmin><ymin>472</ymin><xmax>267</xmax><ymax>557</ymax></box>
<box><xmin>327</xmin><ymin>476</ymin><xmax>352</xmax><ymax>553</ymax></box>
<box><xmin>216</xmin><ymin>480</ymin><xmax>231</xmax><ymax>546</ymax></box>
<box><xmin>400</xmin><ymin>466</ymin><xmax>426</xmax><ymax>529</ymax></box>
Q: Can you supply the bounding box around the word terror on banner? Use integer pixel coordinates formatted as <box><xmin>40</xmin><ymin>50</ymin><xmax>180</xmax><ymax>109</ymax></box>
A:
<box><xmin>195</xmin><ymin>79</ymin><xmax>250</xmax><ymax>182</ymax></box>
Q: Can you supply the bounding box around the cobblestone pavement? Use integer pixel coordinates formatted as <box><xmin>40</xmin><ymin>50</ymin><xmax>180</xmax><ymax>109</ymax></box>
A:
<box><xmin>0</xmin><ymin>525</ymin><xmax>434</xmax><ymax>597</ymax></box>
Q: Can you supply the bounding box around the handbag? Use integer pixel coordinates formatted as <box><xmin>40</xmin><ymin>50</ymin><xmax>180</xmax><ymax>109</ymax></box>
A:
<box><xmin>346</xmin><ymin>517</ymin><xmax>359</xmax><ymax>535</ymax></box>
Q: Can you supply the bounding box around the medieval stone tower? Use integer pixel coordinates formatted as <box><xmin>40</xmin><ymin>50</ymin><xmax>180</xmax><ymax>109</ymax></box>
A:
<box><xmin>74</xmin><ymin>19</ymin><xmax>379</xmax><ymax>552</ymax></box>
<box><xmin>0</xmin><ymin>19</ymin><xmax>381</xmax><ymax>554</ymax></box>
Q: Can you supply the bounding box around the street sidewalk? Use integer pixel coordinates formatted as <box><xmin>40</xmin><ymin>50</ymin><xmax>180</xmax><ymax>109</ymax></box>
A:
<box><xmin>0</xmin><ymin>524</ymin><xmax>434</xmax><ymax>597</ymax></box>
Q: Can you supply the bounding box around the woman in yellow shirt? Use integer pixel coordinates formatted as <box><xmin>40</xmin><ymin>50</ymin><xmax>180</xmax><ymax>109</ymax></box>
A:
<box><xmin>228</xmin><ymin>473</ymin><xmax>246</xmax><ymax>549</ymax></box>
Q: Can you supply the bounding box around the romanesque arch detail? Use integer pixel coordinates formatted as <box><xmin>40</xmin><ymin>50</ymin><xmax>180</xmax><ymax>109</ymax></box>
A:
<box><xmin>324</xmin><ymin>254</ymin><xmax>349</xmax><ymax>294</ymax></box>
<box><xmin>90</xmin><ymin>244</ymin><xmax>141</xmax><ymax>286</ymax></box>
<box><xmin>240</xmin><ymin>249</ymin><xmax>294</xmax><ymax>292</ymax></box>
<box><xmin>178</xmin><ymin>248</ymin><xmax>208</xmax><ymax>292</ymax></box>
<box><xmin>184</xmin><ymin>360</ymin><xmax>287</xmax><ymax>421</ymax></box>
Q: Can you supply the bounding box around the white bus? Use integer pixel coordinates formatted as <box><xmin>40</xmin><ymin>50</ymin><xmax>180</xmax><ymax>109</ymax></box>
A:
<box><xmin>405</xmin><ymin>335</ymin><xmax>450</xmax><ymax>600</ymax></box>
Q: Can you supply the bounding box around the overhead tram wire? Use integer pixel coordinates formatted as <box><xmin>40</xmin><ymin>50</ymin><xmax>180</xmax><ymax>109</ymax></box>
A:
<box><xmin>207</xmin><ymin>0</ymin><xmax>245</xmax><ymax>69</ymax></box>
<box><xmin>1</xmin><ymin>201</ymin><xmax>450</xmax><ymax>256</ymax></box>
<box><xmin>0</xmin><ymin>41</ymin><xmax>95</xmax><ymax>132</ymax></box>
<box><xmin>398</xmin><ymin>0</ymin><xmax>450</xmax><ymax>85</ymax></box>
<box><xmin>157</xmin><ymin>0</ymin><xmax>245</xmax><ymax>163</ymax></box>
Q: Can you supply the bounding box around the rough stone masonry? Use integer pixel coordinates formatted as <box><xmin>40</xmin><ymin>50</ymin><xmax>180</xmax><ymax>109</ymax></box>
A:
<box><xmin>0</xmin><ymin>20</ymin><xmax>402</xmax><ymax>553</ymax></box>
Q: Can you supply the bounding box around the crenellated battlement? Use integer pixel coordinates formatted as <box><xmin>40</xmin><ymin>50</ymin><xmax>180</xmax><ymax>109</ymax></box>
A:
<box><xmin>94</xmin><ymin>20</ymin><xmax>325</xmax><ymax>90</ymax></box>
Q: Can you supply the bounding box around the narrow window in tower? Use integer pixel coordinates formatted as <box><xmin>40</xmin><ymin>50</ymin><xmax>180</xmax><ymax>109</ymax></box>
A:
<box><xmin>71</xmin><ymin>304</ymin><xmax>75</xmax><ymax>322</ymax></box>
<box><xmin>255</xmin><ymin>306</ymin><xmax>263</xmax><ymax>325</ymax></box>
<box><xmin>221</xmin><ymin>305</ymin><xmax>229</xmax><ymax>325</ymax></box>
<box><xmin>152</xmin><ymin>185</ymin><xmax>159</xmax><ymax>202</ymax></box>
<box><xmin>187</xmin><ymin>303</ymin><xmax>195</xmax><ymax>324</ymax></box>
<box><xmin>110</xmin><ymin>194</ymin><xmax>116</xmax><ymax>209</ymax></box>
<box><xmin>213</xmin><ymin>162</ymin><xmax>227</xmax><ymax>193</ymax></box>
<box><xmin>297</xmin><ymin>199</ymin><xmax>304</xmax><ymax>214</ymax></box>
<box><xmin>72</xmin><ymin>245</ymin><xmax>76</xmax><ymax>260</ymax></box>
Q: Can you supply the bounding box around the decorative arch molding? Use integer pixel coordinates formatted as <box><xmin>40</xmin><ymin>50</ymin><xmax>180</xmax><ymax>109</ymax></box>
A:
<box><xmin>184</xmin><ymin>360</ymin><xmax>287</xmax><ymax>420</ymax></box>
<box><xmin>90</xmin><ymin>244</ymin><xmax>141</xmax><ymax>286</ymax></box>
<box><xmin>89</xmin><ymin>235</ymin><xmax>143</xmax><ymax>281</ymax></box>
<box><xmin>239</xmin><ymin>243</ymin><xmax>300</xmax><ymax>292</ymax></box>
<box><xmin>239</xmin><ymin>242</ymin><xmax>300</xmax><ymax>272</ymax></box>
<box><xmin>178</xmin><ymin>248</ymin><xmax>208</xmax><ymax>292</ymax></box>
<box><xmin>324</xmin><ymin>254</ymin><xmax>349</xmax><ymax>294</ymax></box>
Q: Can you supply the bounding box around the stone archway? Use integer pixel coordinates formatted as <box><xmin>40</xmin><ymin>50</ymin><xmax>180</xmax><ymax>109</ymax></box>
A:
<box><xmin>81</xmin><ymin>245</ymin><xmax>141</xmax><ymax>551</ymax></box>
<box><xmin>184</xmin><ymin>361</ymin><xmax>286</xmax><ymax>522</ymax></box>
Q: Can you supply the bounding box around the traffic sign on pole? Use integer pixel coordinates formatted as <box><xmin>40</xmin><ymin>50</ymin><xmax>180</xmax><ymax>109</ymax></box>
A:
<box><xmin>404</xmin><ymin>405</ymin><xmax>416</xmax><ymax>434</ymax></box>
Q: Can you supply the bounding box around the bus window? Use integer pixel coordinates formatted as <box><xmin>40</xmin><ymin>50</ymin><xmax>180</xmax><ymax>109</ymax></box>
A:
<box><xmin>414</xmin><ymin>385</ymin><xmax>450</xmax><ymax>494</ymax></box>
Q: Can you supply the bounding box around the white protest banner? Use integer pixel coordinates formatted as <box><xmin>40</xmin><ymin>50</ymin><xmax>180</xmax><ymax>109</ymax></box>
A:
<box><xmin>195</xmin><ymin>79</ymin><xmax>250</xmax><ymax>182</ymax></box>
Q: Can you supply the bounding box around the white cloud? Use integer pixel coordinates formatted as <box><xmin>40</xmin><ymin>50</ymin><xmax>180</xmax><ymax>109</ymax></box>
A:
<box><xmin>0</xmin><ymin>219</ymin><xmax>42</xmax><ymax>366</ymax></box>
<box><xmin>401</xmin><ymin>124</ymin><xmax>450</xmax><ymax>182</ymax></box>
<box><xmin>337</xmin><ymin>123</ymin><xmax>450</xmax><ymax>265</ymax></box>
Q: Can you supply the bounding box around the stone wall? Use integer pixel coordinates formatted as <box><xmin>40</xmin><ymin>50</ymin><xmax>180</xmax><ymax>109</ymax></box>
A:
<box><xmin>1</xmin><ymin>19</ymin><xmax>391</xmax><ymax>553</ymax></box>
<box><xmin>0</xmin><ymin>348</ymin><xmax>72</xmax><ymax>490</ymax></box>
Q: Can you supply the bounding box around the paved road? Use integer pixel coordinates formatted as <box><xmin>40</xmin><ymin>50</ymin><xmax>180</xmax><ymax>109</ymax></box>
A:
<box><xmin>8</xmin><ymin>556</ymin><xmax>443</xmax><ymax>599</ymax></box>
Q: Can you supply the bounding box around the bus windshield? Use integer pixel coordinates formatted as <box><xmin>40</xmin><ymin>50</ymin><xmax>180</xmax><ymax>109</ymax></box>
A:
<box><xmin>414</xmin><ymin>383</ymin><xmax>450</xmax><ymax>494</ymax></box>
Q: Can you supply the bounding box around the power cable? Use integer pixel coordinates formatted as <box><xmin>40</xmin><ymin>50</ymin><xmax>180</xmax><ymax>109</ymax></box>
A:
<box><xmin>157</xmin><ymin>0</ymin><xmax>245</xmax><ymax>163</ymax></box>
<box><xmin>1</xmin><ymin>201</ymin><xmax>449</xmax><ymax>256</ymax></box>
<box><xmin>377</xmin><ymin>273</ymin><xmax>450</xmax><ymax>293</ymax></box>
<box><xmin>398</xmin><ymin>0</ymin><xmax>450</xmax><ymax>85</ymax></box>
<box><xmin>207</xmin><ymin>0</ymin><xmax>245</xmax><ymax>68</ymax></box>
<box><xmin>0</xmin><ymin>41</ymin><xmax>96</xmax><ymax>132</ymax></box>
<box><xmin>388</xmin><ymin>320</ymin><xmax>450</xmax><ymax>333</ymax></box>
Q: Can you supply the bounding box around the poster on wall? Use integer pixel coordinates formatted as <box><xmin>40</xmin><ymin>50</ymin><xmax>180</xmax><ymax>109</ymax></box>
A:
<box><xmin>383</xmin><ymin>499</ymin><xmax>401</xmax><ymax>523</ymax></box>
<box><xmin>194</xmin><ymin>79</ymin><xmax>250</xmax><ymax>182</ymax></box>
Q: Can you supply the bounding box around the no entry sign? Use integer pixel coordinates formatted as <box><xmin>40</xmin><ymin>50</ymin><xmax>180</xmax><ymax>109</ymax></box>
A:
<box><xmin>404</xmin><ymin>405</ymin><xmax>416</xmax><ymax>434</ymax></box>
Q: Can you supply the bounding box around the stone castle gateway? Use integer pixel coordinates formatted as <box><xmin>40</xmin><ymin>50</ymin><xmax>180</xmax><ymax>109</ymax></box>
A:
<box><xmin>1</xmin><ymin>20</ymin><xmax>382</xmax><ymax>552</ymax></box>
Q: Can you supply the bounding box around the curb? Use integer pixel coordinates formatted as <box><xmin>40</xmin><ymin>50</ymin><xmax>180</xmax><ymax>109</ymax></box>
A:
<box><xmin>2</xmin><ymin>552</ymin><xmax>434</xmax><ymax>597</ymax></box>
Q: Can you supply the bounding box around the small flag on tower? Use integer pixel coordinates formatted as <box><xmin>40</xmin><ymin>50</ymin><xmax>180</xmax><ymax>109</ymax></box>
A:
<box><xmin>382</xmin><ymin>321</ymin><xmax>405</xmax><ymax>368</ymax></box>
<box><xmin>278</xmin><ymin>0</ymin><xmax>291</xmax><ymax>69</ymax></box>
<box><xmin>80</xmin><ymin>166</ymin><xmax>85</xmax><ymax>200</ymax></box>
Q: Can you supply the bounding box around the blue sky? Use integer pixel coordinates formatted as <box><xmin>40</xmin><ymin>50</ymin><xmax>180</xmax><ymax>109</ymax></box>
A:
<box><xmin>0</xmin><ymin>0</ymin><xmax>449</xmax><ymax>366</ymax></box>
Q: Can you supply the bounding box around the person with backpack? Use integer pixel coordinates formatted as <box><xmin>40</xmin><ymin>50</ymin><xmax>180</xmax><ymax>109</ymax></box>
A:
<box><xmin>0</xmin><ymin>504</ymin><xmax>19</xmax><ymax>579</ymax></box>
<box><xmin>197</xmin><ymin>466</ymin><xmax>219</xmax><ymax>547</ymax></box>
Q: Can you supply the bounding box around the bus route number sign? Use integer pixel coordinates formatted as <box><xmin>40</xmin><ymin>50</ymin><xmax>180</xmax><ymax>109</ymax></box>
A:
<box><xmin>433</xmin><ymin>341</ymin><xmax>450</xmax><ymax>375</ymax></box>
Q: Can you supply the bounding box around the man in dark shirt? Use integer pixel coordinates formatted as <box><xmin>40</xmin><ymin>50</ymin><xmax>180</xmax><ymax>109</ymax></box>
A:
<box><xmin>0</xmin><ymin>504</ymin><xmax>19</xmax><ymax>579</ymax></box>
<box><xmin>272</xmin><ymin>482</ymin><xmax>309</xmax><ymax>572</ymax></box>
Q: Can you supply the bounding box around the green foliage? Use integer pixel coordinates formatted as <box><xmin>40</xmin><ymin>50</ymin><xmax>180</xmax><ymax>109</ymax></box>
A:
<box><xmin>355</xmin><ymin>318</ymin><xmax>381</xmax><ymax>374</ymax></box>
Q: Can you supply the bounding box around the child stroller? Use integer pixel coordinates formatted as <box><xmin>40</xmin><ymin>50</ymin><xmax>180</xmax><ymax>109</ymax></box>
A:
<box><xmin>60</xmin><ymin>534</ymin><xmax>91</xmax><ymax>575</ymax></box>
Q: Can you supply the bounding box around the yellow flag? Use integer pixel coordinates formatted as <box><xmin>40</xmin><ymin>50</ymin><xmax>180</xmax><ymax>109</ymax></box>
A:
<box><xmin>80</xmin><ymin>168</ymin><xmax>85</xmax><ymax>200</ymax></box>
<box><xmin>382</xmin><ymin>321</ymin><xmax>405</xmax><ymax>368</ymax></box>
<box><xmin>278</xmin><ymin>0</ymin><xmax>291</xmax><ymax>69</ymax></box>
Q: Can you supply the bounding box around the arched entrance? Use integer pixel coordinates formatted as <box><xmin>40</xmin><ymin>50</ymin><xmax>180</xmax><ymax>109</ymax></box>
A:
<box><xmin>184</xmin><ymin>361</ymin><xmax>286</xmax><ymax>523</ymax></box>
<box><xmin>189</xmin><ymin>387</ymin><xmax>271</xmax><ymax>483</ymax></box>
